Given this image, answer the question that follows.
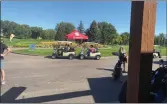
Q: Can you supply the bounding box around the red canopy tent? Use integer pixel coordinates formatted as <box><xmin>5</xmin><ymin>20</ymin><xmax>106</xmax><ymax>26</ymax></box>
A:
<box><xmin>65</xmin><ymin>30</ymin><xmax>88</xmax><ymax>40</ymax></box>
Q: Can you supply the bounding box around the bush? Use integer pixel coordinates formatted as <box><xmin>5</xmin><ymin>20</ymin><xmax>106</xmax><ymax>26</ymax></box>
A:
<box><xmin>81</xmin><ymin>42</ymin><xmax>104</xmax><ymax>48</ymax></box>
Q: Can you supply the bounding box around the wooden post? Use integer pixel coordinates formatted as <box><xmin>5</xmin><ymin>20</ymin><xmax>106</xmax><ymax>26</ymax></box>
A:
<box><xmin>126</xmin><ymin>1</ymin><xmax>157</xmax><ymax>103</ymax></box>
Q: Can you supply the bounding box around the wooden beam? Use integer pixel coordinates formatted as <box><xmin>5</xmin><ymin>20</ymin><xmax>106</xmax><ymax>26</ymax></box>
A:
<box><xmin>126</xmin><ymin>1</ymin><xmax>157</xmax><ymax>103</ymax></box>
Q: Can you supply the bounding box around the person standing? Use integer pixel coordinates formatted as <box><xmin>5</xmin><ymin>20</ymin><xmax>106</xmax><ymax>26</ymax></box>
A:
<box><xmin>0</xmin><ymin>37</ymin><xmax>11</xmax><ymax>85</ymax></box>
<box><xmin>118</xmin><ymin>46</ymin><xmax>127</xmax><ymax>72</ymax></box>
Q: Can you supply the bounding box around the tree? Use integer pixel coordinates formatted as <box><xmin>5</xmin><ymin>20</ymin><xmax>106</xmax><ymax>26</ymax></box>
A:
<box><xmin>31</xmin><ymin>27</ymin><xmax>43</xmax><ymax>39</ymax></box>
<box><xmin>77</xmin><ymin>21</ymin><xmax>85</xmax><ymax>34</ymax></box>
<box><xmin>1</xmin><ymin>20</ymin><xmax>18</xmax><ymax>37</ymax></box>
<box><xmin>154</xmin><ymin>33</ymin><xmax>166</xmax><ymax>46</ymax></box>
<box><xmin>98</xmin><ymin>22</ymin><xmax>117</xmax><ymax>44</ymax></box>
<box><xmin>113</xmin><ymin>35</ymin><xmax>122</xmax><ymax>45</ymax></box>
<box><xmin>86</xmin><ymin>20</ymin><xmax>99</xmax><ymax>42</ymax></box>
<box><xmin>41</xmin><ymin>29</ymin><xmax>56</xmax><ymax>40</ymax></box>
<box><xmin>120</xmin><ymin>32</ymin><xmax>130</xmax><ymax>45</ymax></box>
<box><xmin>159</xmin><ymin>33</ymin><xmax>165</xmax><ymax>46</ymax></box>
<box><xmin>55</xmin><ymin>22</ymin><xmax>75</xmax><ymax>41</ymax></box>
<box><xmin>14</xmin><ymin>25</ymin><xmax>32</xmax><ymax>39</ymax></box>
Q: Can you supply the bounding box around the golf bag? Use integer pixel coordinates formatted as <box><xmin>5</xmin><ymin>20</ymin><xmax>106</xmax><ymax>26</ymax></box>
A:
<box><xmin>118</xmin><ymin>59</ymin><xmax>167</xmax><ymax>103</ymax></box>
<box><xmin>113</xmin><ymin>60</ymin><xmax>122</xmax><ymax>80</ymax></box>
<box><xmin>150</xmin><ymin>64</ymin><xmax>167</xmax><ymax>103</ymax></box>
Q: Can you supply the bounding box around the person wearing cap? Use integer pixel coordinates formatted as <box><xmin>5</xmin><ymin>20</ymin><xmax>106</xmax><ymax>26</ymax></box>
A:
<box><xmin>0</xmin><ymin>37</ymin><xmax>11</xmax><ymax>85</ymax></box>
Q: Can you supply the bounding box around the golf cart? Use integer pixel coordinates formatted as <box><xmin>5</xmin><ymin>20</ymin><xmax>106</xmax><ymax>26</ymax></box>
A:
<box><xmin>51</xmin><ymin>41</ymin><xmax>76</xmax><ymax>60</ymax></box>
<box><xmin>78</xmin><ymin>42</ymin><xmax>101</xmax><ymax>60</ymax></box>
<box><xmin>153</xmin><ymin>48</ymin><xmax>161</xmax><ymax>58</ymax></box>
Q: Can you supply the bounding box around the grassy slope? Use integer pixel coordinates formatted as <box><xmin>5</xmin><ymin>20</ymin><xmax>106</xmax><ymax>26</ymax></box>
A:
<box><xmin>3</xmin><ymin>38</ymin><xmax>166</xmax><ymax>57</ymax></box>
<box><xmin>13</xmin><ymin>48</ymin><xmax>116</xmax><ymax>57</ymax></box>
<box><xmin>3</xmin><ymin>38</ymin><xmax>54</xmax><ymax>47</ymax></box>
<box><xmin>13</xmin><ymin>47</ymin><xmax>166</xmax><ymax>57</ymax></box>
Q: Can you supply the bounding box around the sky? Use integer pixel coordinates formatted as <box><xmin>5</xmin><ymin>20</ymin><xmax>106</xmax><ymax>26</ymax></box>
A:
<box><xmin>1</xmin><ymin>1</ymin><xmax>166</xmax><ymax>34</ymax></box>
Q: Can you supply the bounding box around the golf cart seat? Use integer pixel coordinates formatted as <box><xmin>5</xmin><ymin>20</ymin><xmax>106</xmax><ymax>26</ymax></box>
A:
<box><xmin>68</xmin><ymin>47</ymin><xmax>75</xmax><ymax>52</ymax></box>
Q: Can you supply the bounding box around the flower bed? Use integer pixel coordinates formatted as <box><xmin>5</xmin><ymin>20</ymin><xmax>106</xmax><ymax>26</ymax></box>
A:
<box><xmin>9</xmin><ymin>40</ymin><xmax>105</xmax><ymax>48</ymax></box>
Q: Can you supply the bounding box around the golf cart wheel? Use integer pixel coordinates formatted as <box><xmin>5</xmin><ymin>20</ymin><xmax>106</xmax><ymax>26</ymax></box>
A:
<box><xmin>80</xmin><ymin>55</ymin><xmax>84</xmax><ymax>60</ymax></box>
<box><xmin>95</xmin><ymin>55</ymin><xmax>101</xmax><ymax>60</ymax></box>
<box><xmin>69</xmin><ymin>55</ymin><xmax>74</xmax><ymax>60</ymax></box>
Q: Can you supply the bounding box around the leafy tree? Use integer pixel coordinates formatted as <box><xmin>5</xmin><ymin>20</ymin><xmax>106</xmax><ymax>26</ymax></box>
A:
<box><xmin>41</xmin><ymin>29</ymin><xmax>56</xmax><ymax>40</ymax></box>
<box><xmin>120</xmin><ymin>32</ymin><xmax>129</xmax><ymax>45</ymax></box>
<box><xmin>159</xmin><ymin>33</ymin><xmax>166</xmax><ymax>46</ymax></box>
<box><xmin>98</xmin><ymin>22</ymin><xmax>117</xmax><ymax>44</ymax></box>
<box><xmin>86</xmin><ymin>20</ymin><xmax>99</xmax><ymax>42</ymax></box>
<box><xmin>30</xmin><ymin>27</ymin><xmax>43</xmax><ymax>39</ymax></box>
<box><xmin>77</xmin><ymin>21</ymin><xmax>85</xmax><ymax>34</ymax></box>
<box><xmin>55</xmin><ymin>22</ymin><xmax>75</xmax><ymax>41</ymax></box>
<box><xmin>1</xmin><ymin>20</ymin><xmax>18</xmax><ymax>37</ymax></box>
<box><xmin>154</xmin><ymin>33</ymin><xmax>166</xmax><ymax>46</ymax></box>
<box><xmin>113</xmin><ymin>35</ymin><xmax>122</xmax><ymax>45</ymax></box>
<box><xmin>14</xmin><ymin>25</ymin><xmax>31</xmax><ymax>39</ymax></box>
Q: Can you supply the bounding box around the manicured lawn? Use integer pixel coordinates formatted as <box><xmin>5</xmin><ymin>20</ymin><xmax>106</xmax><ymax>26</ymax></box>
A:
<box><xmin>13</xmin><ymin>48</ymin><xmax>117</xmax><ymax>57</ymax></box>
<box><xmin>3</xmin><ymin>38</ymin><xmax>54</xmax><ymax>47</ymax></box>
<box><xmin>13</xmin><ymin>47</ymin><xmax>166</xmax><ymax>57</ymax></box>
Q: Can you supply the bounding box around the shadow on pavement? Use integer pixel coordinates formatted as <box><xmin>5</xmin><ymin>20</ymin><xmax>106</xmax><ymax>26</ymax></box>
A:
<box><xmin>1</xmin><ymin>87</ymin><xmax>26</xmax><ymax>103</ymax></box>
<box><xmin>1</xmin><ymin>76</ymin><xmax>128</xmax><ymax>103</ymax></box>
<box><xmin>112</xmin><ymin>52</ymin><xmax>119</xmax><ymax>56</ymax></box>
<box><xmin>96</xmin><ymin>68</ymin><xmax>128</xmax><ymax>74</ymax></box>
<box><xmin>97</xmin><ymin>68</ymin><xmax>115</xmax><ymax>72</ymax></box>
<box><xmin>88</xmin><ymin>76</ymin><xmax>127</xmax><ymax>103</ymax></box>
<box><xmin>44</xmin><ymin>56</ymin><xmax>71</xmax><ymax>60</ymax></box>
<box><xmin>44</xmin><ymin>56</ymin><xmax>53</xmax><ymax>59</ymax></box>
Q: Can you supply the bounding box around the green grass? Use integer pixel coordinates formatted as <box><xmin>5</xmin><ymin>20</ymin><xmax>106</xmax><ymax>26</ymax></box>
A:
<box><xmin>13</xmin><ymin>48</ymin><xmax>117</xmax><ymax>57</ymax></box>
<box><xmin>3</xmin><ymin>38</ymin><xmax>54</xmax><ymax>47</ymax></box>
<box><xmin>13</xmin><ymin>47</ymin><xmax>167</xmax><ymax>57</ymax></box>
<box><xmin>3</xmin><ymin>38</ymin><xmax>166</xmax><ymax>57</ymax></box>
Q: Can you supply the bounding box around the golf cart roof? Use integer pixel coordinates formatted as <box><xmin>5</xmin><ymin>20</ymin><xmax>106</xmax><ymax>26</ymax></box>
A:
<box><xmin>83</xmin><ymin>42</ymin><xmax>98</xmax><ymax>44</ymax></box>
<box><xmin>56</xmin><ymin>41</ymin><xmax>72</xmax><ymax>43</ymax></box>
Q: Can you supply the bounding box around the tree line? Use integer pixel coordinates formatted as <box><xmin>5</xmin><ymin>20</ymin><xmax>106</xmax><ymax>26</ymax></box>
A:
<box><xmin>1</xmin><ymin>20</ymin><xmax>166</xmax><ymax>46</ymax></box>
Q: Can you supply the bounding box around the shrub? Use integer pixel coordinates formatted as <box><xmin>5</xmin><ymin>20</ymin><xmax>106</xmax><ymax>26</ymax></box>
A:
<box><xmin>81</xmin><ymin>42</ymin><xmax>104</xmax><ymax>48</ymax></box>
<box><xmin>40</xmin><ymin>41</ymin><xmax>77</xmax><ymax>48</ymax></box>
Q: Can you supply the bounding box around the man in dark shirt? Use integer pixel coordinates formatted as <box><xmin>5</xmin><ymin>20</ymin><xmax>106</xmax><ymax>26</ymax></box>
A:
<box><xmin>1</xmin><ymin>40</ymin><xmax>11</xmax><ymax>85</ymax></box>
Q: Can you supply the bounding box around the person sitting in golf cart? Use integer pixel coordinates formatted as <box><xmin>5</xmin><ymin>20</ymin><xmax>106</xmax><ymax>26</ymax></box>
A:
<box><xmin>94</xmin><ymin>44</ymin><xmax>99</xmax><ymax>52</ymax></box>
<box><xmin>87</xmin><ymin>45</ymin><xmax>95</xmax><ymax>56</ymax></box>
<box><xmin>69</xmin><ymin>43</ymin><xmax>75</xmax><ymax>52</ymax></box>
<box><xmin>64</xmin><ymin>44</ymin><xmax>70</xmax><ymax>52</ymax></box>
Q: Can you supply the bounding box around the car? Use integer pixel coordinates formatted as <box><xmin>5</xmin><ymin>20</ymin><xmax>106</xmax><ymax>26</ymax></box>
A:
<box><xmin>51</xmin><ymin>41</ymin><xmax>76</xmax><ymax>60</ymax></box>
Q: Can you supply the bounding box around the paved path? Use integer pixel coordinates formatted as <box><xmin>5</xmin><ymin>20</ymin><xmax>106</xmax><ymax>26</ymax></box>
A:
<box><xmin>1</xmin><ymin>53</ymin><xmax>166</xmax><ymax>103</ymax></box>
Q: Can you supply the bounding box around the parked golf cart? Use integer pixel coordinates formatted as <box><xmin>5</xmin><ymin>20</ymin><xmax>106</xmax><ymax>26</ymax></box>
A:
<box><xmin>153</xmin><ymin>48</ymin><xmax>161</xmax><ymax>58</ymax></box>
<box><xmin>78</xmin><ymin>42</ymin><xmax>101</xmax><ymax>60</ymax></box>
<box><xmin>51</xmin><ymin>41</ymin><xmax>76</xmax><ymax>60</ymax></box>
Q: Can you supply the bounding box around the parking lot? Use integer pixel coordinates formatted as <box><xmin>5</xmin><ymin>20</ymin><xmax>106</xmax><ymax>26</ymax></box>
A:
<box><xmin>1</xmin><ymin>53</ymin><xmax>165</xmax><ymax>103</ymax></box>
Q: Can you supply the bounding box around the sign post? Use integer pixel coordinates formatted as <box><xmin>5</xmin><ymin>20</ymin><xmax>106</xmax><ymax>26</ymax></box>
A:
<box><xmin>29</xmin><ymin>44</ymin><xmax>36</xmax><ymax>51</ymax></box>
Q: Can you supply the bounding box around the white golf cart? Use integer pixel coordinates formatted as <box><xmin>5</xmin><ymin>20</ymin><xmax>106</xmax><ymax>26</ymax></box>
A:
<box><xmin>78</xmin><ymin>42</ymin><xmax>101</xmax><ymax>60</ymax></box>
<box><xmin>51</xmin><ymin>41</ymin><xmax>76</xmax><ymax>60</ymax></box>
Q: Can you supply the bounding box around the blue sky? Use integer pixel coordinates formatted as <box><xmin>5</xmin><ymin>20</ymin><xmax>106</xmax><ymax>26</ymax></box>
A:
<box><xmin>1</xmin><ymin>1</ymin><xmax>166</xmax><ymax>34</ymax></box>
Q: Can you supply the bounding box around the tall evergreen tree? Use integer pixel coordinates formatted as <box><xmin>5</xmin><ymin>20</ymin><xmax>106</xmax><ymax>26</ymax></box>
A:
<box><xmin>86</xmin><ymin>20</ymin><xmax>99</xmax><ymax>42</ymax></box>
<box><xmin>77</xmin><ymin>21</ymin><xmax>85</xmax><ymax>34</ymax></box>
